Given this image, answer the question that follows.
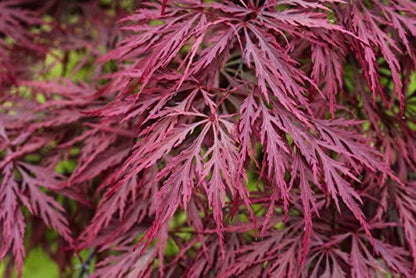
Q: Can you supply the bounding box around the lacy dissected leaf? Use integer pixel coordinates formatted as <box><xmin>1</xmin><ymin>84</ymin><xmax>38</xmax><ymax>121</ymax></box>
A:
<box><xmin>17</xmin><ymin>163</ymin><xmax>71</xmax><ymax>241</ymax></box>
<box><xmin>0</xmin><ymin>158</ymin><xmax>72</xmax><ymax>276</ymax></box>
<box><xmin>349</xmin><ymin>233</ymin><xmax>412</xmax><ymax>277</ymax></box>
<box><xmin>0</xmin><ymin>0</ymin><xmax>45</xmax><ymax>86</ymax></box>
<box><xmin>0</xmin><ymin>162</ymin><xmax>26</xmax><ymax>277</ymax></box>
<box><xmin>344</xmin><ymin>0</ymin><xmax>416</xmax><ymax>114</ymax></box>
<box><xmin>311</xmin><ymin>43</ymin><xmax>345</xmax><ymax>115</ymax></box>
<box><xmin>1</xmin><ymin>0</ymin><xmax>416</xmax><ymax>277</ymax></box>
<box><xmin>393</xmin><ymin>182</ymin><xmax>416</xmax><ymax>269</ymax></box>
<box><xmin>257</xmin><ymin>101</ymin><xmax>384</xmax><ymax>237</ymax></box>
<box><xmin>225</xmin><ymin>216</ymin><xmax>304</xmax><ymax>277</ymax></box>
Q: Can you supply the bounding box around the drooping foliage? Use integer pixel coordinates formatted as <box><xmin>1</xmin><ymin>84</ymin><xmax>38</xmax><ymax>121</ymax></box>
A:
<box><xmin>1</xmin><ymin>0</ymin><xmax>416</xmax><ymax>277</ymax></box>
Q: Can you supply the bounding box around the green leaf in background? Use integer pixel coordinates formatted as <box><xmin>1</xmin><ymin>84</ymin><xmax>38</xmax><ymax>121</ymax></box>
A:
<box><xmin>0</xmin><ymin>248</ymin><xmax>59</xmax><ymax>278</ymax></box>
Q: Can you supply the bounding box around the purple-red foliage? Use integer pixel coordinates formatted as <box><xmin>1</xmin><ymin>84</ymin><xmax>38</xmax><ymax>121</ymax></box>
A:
<box><xmin>1</xmin><ymin>0</ymin><xmax>416</xmax><ymax>277</ymax></box>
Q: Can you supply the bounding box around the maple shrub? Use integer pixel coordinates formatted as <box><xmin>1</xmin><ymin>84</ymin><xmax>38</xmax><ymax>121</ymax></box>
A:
<box><xmin>1</xmin><ymin>0</ymin><xmax>416</xmax><ymax>277</ymax></box>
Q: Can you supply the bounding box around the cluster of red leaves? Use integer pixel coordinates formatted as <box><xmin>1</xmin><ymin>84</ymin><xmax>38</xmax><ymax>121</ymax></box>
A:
<box><xmin>1</xmin><ymin>0</ymin><xmax>416</xmax><ymax>277</ymax></box>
